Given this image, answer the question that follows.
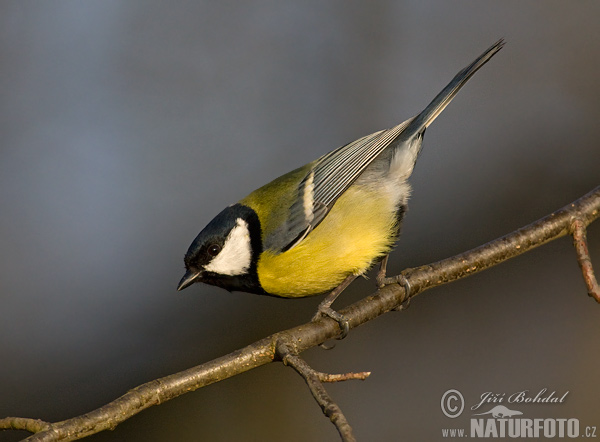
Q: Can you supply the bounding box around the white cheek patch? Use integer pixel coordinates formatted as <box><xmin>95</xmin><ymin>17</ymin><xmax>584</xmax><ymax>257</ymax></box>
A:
<box><xmin>204</xmin><ymin>218</ymin><xmax>252</xmax><ymax>276</ymax></box>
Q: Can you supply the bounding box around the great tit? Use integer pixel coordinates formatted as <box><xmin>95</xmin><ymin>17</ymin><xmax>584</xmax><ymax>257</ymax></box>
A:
<box><xmin>178</xmin><ymin>39</ymin><xmax>503</xmax><ymax>335</ymax></box>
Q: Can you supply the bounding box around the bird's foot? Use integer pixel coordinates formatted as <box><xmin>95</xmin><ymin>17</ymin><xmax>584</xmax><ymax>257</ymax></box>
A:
<box><xmin>312</xmin><ymin>307</ymin><xmax>350</xmax><ymax>340</ymax></box>
<box><xmin>377</xmin><ymin>268</ymin><xmax>412</xmax><ymax>311</ymax></box>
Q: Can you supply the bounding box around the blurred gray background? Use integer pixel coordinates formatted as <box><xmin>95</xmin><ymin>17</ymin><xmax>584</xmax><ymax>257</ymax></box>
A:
<box><xmin>1</xmin><ymin>2</ymin><xmax>599</xmax><ymax>441</ymax></box>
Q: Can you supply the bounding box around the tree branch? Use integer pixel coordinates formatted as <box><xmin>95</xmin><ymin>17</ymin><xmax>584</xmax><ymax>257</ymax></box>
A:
<box><xmin>0</xmin><ymin>418</ymin><xmax>50</xmax><ymax>434</ymax></box>
<box><xmin>279</xmin><ymin>342</ymin><xmax>366</xmax><ymax>442</ymax></box>
<box><xmin>571</xmin><ymin>217</ymin><xmax>600</xmax><ymax>302</ymax></box>
<box><xmin>2</xmin><ymin>185</ymin><xmax>599</xmax><ymax>441</ymax></box>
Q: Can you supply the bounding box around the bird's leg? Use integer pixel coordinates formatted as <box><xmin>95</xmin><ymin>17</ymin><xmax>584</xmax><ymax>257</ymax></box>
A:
<box><xmin>376</xmin><ymin>254</ymin><xmax>411</xmax><ymax>311</ymax></box>
<box><xmin>312</xmin><ymin>274</ymin><xmax>358</xmax><ymax>339</ymax></box>
<box><xmin>376</xmin><ymin>255</ymin><xmax>390</xmax><ymax>288</ymax></box>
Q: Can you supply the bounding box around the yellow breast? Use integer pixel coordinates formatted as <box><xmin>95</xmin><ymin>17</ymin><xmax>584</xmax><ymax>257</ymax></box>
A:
<box><xmin>256</xmin><ymin>185</ymin><xmax>399</xmax><ymax>297</ymax></box>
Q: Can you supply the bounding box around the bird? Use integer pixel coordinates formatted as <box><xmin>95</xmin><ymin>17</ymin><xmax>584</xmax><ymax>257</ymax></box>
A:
<box><xmin>177</xmin><ymin>39</ymin><xmax>504</xmax><ymax>337</ymax></box>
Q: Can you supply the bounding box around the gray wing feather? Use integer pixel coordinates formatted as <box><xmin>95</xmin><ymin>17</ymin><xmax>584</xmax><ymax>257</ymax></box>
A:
<box><xmin>268</xmin><ymin>119</ymin><xmax>412</xmax><ymax>252</ymax></box>
<box><xmin>312</xmin><ymin>120</ymin><xmax>412</xmax><ymax>208</ymax></box>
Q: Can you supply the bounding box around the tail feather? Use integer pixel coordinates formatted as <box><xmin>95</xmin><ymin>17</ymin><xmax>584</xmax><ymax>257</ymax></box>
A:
<box><xmin>404</xmin><ymin>39</ymin><xmax>504</xmax><ymax>137</ymax></box>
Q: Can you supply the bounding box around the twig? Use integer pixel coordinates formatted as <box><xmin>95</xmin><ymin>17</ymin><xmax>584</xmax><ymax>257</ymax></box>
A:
<box><xmin>15</xmin><ymin>338</ymin><xmax>279</xmax><ymax>441</ymax></box>
<box><xmin>1</xmin><ymin>186</ymin><xmax>598</xmax><ymax>441</ymax></box>
<box><xmin>0</xmin><ymin>417</ymin><xmax>51</xmax><ymax>434</ymax></box>
<box><xmin>317</xmin><ymin>371</ymin><xmax>371</xmax><ymax>382</ymax></box>
<box><xmin>391</xmin><ymin>186</ymin><xmax>600</xmax><ymax>304</ymax></box>
<box><xmin>278</xmin><ymin>342</ymin><xmax>362</xmax><ymax>442</ymax></box>
<box><xmin>571</xmin><ymin>217</ymin><xmax>600</xmax><ymax>302</ymax></box>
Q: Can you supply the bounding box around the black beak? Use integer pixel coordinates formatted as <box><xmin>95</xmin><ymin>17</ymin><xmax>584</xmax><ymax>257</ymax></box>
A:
<box><xmin>177</xmin><ymin>270</ymin><xmax>202</xmax><ymax>291</ymax></box>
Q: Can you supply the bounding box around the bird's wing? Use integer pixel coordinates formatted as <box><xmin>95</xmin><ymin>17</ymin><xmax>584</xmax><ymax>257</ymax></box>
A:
<box><xmin>265</xmin><ymin>119</ymin><xmax>412</xmax><ymax>252</ymax></box>
<box><xmin>266</xmin><ymin>39</ymin><xmax>505</xmax><ymax>253</ymax></box>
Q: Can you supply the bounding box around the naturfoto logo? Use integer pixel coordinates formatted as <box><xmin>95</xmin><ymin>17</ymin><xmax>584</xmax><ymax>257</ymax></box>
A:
<box><xmin>440</xmin><ymin>388</ymin><xmax>596</xmax><ymax>439</ymax></box>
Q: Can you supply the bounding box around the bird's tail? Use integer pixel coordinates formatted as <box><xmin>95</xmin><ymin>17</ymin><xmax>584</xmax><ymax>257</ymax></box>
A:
<box><xmin>404</xmin><ymin>39</ymin><xmax>504</xmax><ymax>138</ymax></box>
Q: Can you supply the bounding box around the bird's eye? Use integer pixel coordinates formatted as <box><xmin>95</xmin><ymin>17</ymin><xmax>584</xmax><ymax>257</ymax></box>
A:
<box><xmin>207</xmin><ymin>244</ymin><xmax>221</xmax><ymax>257</ymax></box>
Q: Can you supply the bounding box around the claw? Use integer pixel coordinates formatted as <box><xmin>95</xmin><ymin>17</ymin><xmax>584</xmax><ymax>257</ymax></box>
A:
<box><xmin>312</xmin><ymin>307</ymin><xmax>350</xmax><ymax>339</ymax></box>
<box><xmin>390</xmin><ymin>275</ymin><xmax>411</xmax><ymax>311</ymax></box>
<box><xmin>376</xmin><ymin>256</ymin><xmax>412</xmax><ymax>311</ymax></box>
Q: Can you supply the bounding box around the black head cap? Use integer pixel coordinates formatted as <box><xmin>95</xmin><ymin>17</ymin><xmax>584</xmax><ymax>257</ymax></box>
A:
<box><xmin>177</xmin><ymin>204</ymin><xmax>264</xmax><ymax>294</ymax></box>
